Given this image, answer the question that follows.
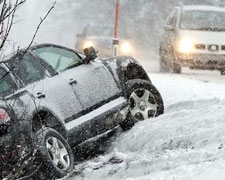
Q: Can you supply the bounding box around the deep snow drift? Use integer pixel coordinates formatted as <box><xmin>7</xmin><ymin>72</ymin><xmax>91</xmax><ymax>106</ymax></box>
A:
<box><xmin>66</xmin><ymin>71</ymin><xmax>225</xmax><ymax>180</ymax></box>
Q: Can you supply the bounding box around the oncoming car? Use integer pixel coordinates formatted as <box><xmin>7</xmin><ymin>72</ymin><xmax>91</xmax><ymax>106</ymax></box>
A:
<box><xmin>0</xmin><ymin>44</ymin><xmax>163</xmax><ymax>179</ymax></box>
<box><xmin>160</xmin><ymin>5</ymin><xmax>225</xmax><ymax>74</ymax></box>
<box><xmin>75</xmin><ymin>24</ymin><xmax>133</xmax><ymax>57</ymax></box>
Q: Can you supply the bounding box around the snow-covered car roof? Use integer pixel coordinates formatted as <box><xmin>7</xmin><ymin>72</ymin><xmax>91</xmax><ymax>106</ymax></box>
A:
<box><xmin>181</xmin><ymin>5</ymin><xmax>225</xmax><ymax>12</ymax></box>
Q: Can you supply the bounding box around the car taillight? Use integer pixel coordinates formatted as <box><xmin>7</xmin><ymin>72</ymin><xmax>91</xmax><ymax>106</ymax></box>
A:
<box><xmin>0</xmin><ymin>109</ymin><xmax>10</xmax><ymax>136</ymax></box>
<box><xmin>0</xmin><ymin>108</ymin><xmax>10</xmax><ymax>123</ymax></box>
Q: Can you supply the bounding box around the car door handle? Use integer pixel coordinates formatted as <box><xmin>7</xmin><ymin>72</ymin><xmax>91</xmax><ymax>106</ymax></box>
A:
<box><xmin>69</xmin><ymin>79</ymin><xmax>77</xmax><ymax>85</ymax></box>
<box><xmin>37</xmin><ymin>92</ymin><xmax>46</xmax><ymax>99</ymax></box>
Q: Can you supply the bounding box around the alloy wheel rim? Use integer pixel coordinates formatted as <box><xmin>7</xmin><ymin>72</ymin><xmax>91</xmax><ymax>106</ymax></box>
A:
<box><xmin>46</xmin><ymin>137</ymin><xmax>70</xmax><ymax>170</ymax></box>
<box><xmin>129</xmin><ymin>88</ymin><xmax>157</xmax><ymax>120</ymax></box>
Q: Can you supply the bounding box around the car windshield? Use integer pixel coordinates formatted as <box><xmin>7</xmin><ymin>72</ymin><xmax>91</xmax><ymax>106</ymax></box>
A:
<box><xmin>33</xmin><ymin>46</ymin><xmax>82</xmax><ymax>72</ymax></box>
<box><xmin>180</xmin><ymin>10</ymin><xmax>225</xmax><ymax>31</ymax></box>
<box><xmin>85</xmin><ymin>26</ymin><xmax>114</xmax><ymax>37</ymax></box>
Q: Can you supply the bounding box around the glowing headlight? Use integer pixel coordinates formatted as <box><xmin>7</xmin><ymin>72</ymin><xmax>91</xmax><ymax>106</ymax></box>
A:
<box><xmin>83</xmin><ymin>41</ymin><xmax>94</xmax><ymax>49</ymax></box>
<box><xmin>120</xmin><ymin>42</ymin><xmax>132</xmax><ymax>53</ymax></box>
<box><xmin>178</xmin><ymin>38</ymin><xmax>194</xmax><ymax>53</ymax></box>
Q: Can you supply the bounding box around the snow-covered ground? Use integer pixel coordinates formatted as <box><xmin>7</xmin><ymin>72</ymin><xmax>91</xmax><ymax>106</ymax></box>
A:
<box><xmin>65</xmin><ymin>68</ymin><xmax>225</xmax><ymax>180</ymax></box>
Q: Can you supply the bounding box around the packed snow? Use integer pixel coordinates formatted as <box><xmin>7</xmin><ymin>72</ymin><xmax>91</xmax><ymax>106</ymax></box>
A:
<box><xmin>65</xmin><ymin>69</ymin><xmax>225</xmax><ymax>180</ymax></box>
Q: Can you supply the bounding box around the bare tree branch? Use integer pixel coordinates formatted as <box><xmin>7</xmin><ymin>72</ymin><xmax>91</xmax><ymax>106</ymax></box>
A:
<box><xmin>1</xmin><ymin>1</ymin><xmax>57</xmax><ymax>179</ymax></box>
<box><xmin>25</xmin><ymin>1</ymin><xmax>56</xmax><ymax>51</ymax></box>
<box><xmin>0</xmin><ymin>0</ymin><xmax>27</xmax><ymax>51</ymax></box>
<box><xmin>0</xmin><ymin>1</ymin><xmax>26</xmax><ymax>22</ymax></box>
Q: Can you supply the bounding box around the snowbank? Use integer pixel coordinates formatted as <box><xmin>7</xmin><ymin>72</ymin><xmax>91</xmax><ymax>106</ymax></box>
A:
<box><xmin>71</xmin><ymin>73</ymin><xmax>225</xmax><ymax>180</ymax></box>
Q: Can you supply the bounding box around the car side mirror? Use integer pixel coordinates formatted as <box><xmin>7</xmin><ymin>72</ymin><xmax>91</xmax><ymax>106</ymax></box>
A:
<box><xmin>164</xmin><ymin>25</ymin><xmax>175</xmax><ymax>31</ymax></box>
<box><xmin>83</xmin><ymin>46</ymin><xmax>98</xmax><ymax>64</ymax></box>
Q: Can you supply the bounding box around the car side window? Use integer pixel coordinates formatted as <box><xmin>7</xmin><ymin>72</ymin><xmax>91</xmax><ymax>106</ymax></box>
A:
<box><xmin>33</xmin><ymin>47</ymin><xmax>82</xmax><ymax>72</ymax></box>
<box><xmin>7</xmin><ymin>54</ymin><xmax>47</xmax><ymax>86</ymax></box>
<box><xmin>0</xmin><ymin>67</ymin><xmax>18</xmax><ymax>97</ymax></box>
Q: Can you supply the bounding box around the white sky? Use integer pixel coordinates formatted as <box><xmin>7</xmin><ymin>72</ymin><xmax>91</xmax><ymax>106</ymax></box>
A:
<box><xmin>8</xmin><ymin>0</ymin><xmax>80</xmax><ymax>50</ymax></box>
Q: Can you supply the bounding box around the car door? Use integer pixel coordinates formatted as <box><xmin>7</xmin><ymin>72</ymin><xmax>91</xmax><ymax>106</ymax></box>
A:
<box><xmin>7</xmin><ymin>53</ymin><xmax>83</xmax><ymax>123</ymax></box>
<box><xmin>62</xmin><ymin>61</ymin><xmax>122</xmax><ymax>109</ymax></box>
<box><xmin>32</xmin><ymin>45</ymin><xmax>124</xmax><ymax>139</ymax></box>
<box><xmin>32</xmin><ymin>45</ymin><xmax>122</xmax><ymax>107</ymax></box>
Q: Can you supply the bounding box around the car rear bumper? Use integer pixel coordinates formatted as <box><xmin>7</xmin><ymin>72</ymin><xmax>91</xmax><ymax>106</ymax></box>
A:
<box><xmin>177</xmin><ymin>53</ymin><xmax>225</xmax><ymax>70</ymax></box>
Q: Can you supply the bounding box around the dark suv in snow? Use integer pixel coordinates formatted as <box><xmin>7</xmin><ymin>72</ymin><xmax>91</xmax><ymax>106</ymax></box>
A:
<box><xmin>0</xmin><ymin>44</ymin><xmax>163</xmax><ymax>179</ymax></box>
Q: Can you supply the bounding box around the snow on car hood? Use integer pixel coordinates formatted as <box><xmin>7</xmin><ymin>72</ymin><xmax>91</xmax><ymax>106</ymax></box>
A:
<box><xmin>178</xmin><ymin>30</ymin><xmax>225</xmax><ymax>45</ymax></box>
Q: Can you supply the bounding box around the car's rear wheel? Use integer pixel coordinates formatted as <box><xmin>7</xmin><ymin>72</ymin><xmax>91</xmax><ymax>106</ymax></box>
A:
<box><xmin>120</xmin><ymin>79</ymin><xmax>164</xmax><ymax>130</ymax></box>
<box><xmin>34</xmin><ymin>127</ymin><xmax>74</xmax><ymax>179</ymax></box>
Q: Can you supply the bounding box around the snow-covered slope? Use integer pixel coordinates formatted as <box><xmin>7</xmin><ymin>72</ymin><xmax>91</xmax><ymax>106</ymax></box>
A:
<box><xmin>67</xmin><ymin>71</ymin><xmax>225</xmax><ymax>180</ymax></box>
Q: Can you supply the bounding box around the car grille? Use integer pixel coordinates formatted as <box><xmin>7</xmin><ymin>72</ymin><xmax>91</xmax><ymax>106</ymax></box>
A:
<box><xmin>195</xmin><ymin>44</ymin><xmax>225</xmax><ymax>52</ymax></box>
<box><xmin>221</xmin><ymin>45</ymin><xmax>225</xmax><ymax>51</ymax></box>
<box><xmin>0</xmin><ymin>125</ymin><xmax>8</xmax><ymax>137</ymax></box>
<box><xmin>208</xmin><ymin>44</ymin><xmax>219</xmax><ymax>51</ymax></box>
<box><xmin>195</xmin><ymin>44</ymin><xmax>206</xmax><ymax>50</ymax></box>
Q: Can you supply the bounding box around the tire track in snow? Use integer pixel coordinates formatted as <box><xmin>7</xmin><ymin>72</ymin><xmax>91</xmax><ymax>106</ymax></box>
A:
<box><xmin>65</xmin><ymin>72</ymin><xmax>225</xmax><ymax>180</ymax></box>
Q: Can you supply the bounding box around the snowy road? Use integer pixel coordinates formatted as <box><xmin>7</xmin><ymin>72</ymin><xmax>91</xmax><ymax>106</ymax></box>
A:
<box><xmin>65</xmin><ymin>67</ymin><xmax>225</xmax><ymax>180</ymax></box>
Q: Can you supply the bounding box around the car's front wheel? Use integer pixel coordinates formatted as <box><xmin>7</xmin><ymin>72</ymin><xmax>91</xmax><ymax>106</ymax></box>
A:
<box><xmin>159</xmin><ymin>56</ymin><xmax>170</xmax><ymax>73</ymax></box>
<box><xmin>34</xmin><ymin>127</ymin><xmax>74</xmax><ymax>179</ymax></box>
<box><xmin>159</xmin><ymin>49</ymin><xmax>181</xmax><ymax>74</ymax></box>
<box><xmin>220</xmin><ymin>70</ymin><xmax>225</xmax><ymax>75</ymax></box>
<box><xmin>172</xmin><ymin>61</ymin><xmax>181</xmax><ymax>74</ymax></box>
<box><xmin>120</xmin><ymin>79</ymin><xmax>164</xmax><ymax>130</ymax></box>
<box><xmin>171</xmin><ymin>52</ymin><xmax>181</xmax><ymax>74</ymax></box>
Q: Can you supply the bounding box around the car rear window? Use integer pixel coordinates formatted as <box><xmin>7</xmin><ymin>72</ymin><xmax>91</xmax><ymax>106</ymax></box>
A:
<box><xmin>7</xmin><ymin>54</ymin><xmax>47</xmax><ymax>85</ymax></box>
<box><xmin>0</xmin><ymin>67</ymin><xmax>17</xmax><ymax>97</ymax></box>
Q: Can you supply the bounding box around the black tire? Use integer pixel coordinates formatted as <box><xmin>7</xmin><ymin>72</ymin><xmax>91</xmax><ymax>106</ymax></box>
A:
<box><xmin>160</xmin><ymin>50</ymin><xmax>181</xmax><ymax>74</ymax></box>
<box><xmin>171</xmin><ymin>52</ymin><xmax>181</xmax><ymax>73</ymax></box>
<box><xmin>34</xmin><ymin>127</ymin><xmax>74</xmax><ymax>179</ymax></box>
<box><xmin>220</xmin><ymin>70</ymin><xmax>225</xmax><ymax>75</ymax></box>
<box><xmin>120</xmin><ymin>79</ymin><xmax>164</xmax><ymax>130</ymax></box>
<box><xmin>172</xmin><ymin>62</ymin><xmax>181</xmax><ymax>74</ymax></box>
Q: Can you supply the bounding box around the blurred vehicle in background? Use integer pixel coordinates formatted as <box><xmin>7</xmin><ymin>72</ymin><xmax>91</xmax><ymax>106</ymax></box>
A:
<box><xmin>159</xmin><ymin>5</ymin><xmax>225</xmax><ymax>74</ymax></box>
<box><xmin>75</xmin><ymin>24</ymin><xmax>134</xmax><ymax>57</ymax></box>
